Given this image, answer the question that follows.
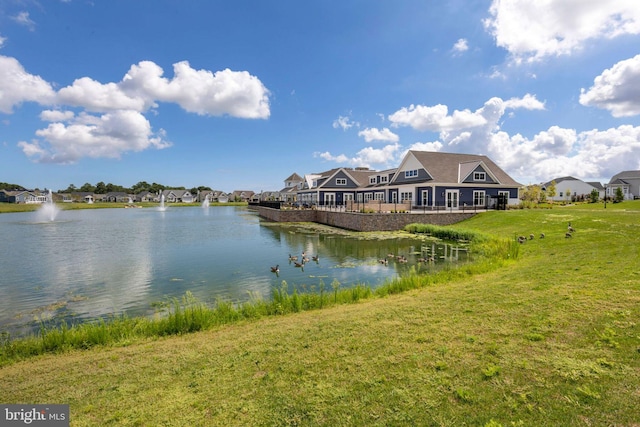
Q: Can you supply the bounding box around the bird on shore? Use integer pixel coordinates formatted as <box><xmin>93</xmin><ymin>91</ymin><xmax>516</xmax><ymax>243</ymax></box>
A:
<box><xmin>540</xmin><ymin>233</ymin><xmax>545</xmax><ymax>239</ymax></box>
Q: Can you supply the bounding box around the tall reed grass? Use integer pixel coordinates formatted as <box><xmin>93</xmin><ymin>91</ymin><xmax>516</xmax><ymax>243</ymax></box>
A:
<box><xmin>0</xmin><ymin>225</ymin><xmax>516</xmax><ymax>365</ymax></box>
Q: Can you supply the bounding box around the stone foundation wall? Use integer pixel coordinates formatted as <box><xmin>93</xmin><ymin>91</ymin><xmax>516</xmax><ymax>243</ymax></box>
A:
<box><xmin>253</xmin><ymin>206</ymin><xmax>475</xmax><ymax>231</ymax></box>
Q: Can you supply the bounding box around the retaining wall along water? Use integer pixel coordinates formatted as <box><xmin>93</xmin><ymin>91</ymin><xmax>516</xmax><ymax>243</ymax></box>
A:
<box><xmin>253</xmin><ymin>206</ymin><xmax>475</xmax><ymax>231</ymax></box>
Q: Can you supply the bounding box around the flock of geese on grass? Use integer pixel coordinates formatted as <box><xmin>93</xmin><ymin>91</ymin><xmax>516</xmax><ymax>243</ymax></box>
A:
<box><xmin>270</xmin><ymin>252</ymin><xmax>319</xmax><ymax>274</ymax></box>
<box><xmin>517</xmin><ymin>222</ymin><xmax>576</xmax><ymax>244</ymax></box>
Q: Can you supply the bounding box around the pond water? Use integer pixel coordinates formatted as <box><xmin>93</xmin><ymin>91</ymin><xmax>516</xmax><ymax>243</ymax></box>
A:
<box><xmin>0</xmin><ymin>206</ymin><xmax>468</xmax><ymax>336</ymax></box>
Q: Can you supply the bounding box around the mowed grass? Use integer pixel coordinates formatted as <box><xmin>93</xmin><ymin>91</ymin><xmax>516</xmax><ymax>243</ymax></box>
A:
<box><xmin>1</xmin><ymin>202</ymin><xmax>639</xmax><ymax>426</ymax></box>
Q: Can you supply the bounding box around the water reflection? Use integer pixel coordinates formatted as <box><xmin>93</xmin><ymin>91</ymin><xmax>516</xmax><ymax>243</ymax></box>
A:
<box><xmin>0</xmin><ymin>206</ymin><xmax>468</xmax><ymax>336</ymax></box>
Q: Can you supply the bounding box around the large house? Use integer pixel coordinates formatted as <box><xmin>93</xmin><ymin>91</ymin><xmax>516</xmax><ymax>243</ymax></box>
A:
<box><xmin>295</xmin><ymin>151</ymin><xmax>521</xmax><ymax>210</ymax></box>
<box><xmin>543</xmin><ymin>176</ymin><xmax>604</xmax><ymax>202</ymax></box>
<box><xmin>607</xmin><ymin>170</ymin><xmax>640</xmax><ymax>200</ymax></box>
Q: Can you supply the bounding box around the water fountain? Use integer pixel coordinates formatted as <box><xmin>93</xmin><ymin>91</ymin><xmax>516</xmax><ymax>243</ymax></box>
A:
<box><xmin>36</xmin><ymin>189</ymin><xmax>61</xmax><ymax>222</ymax></box>
<box><xmin>202</xmin><ymin>194</ymin><xmax>210</xmax><ymax>208</ymax></box>
<box><xmin>158</xmin><ymin>194</ymin><xmax>167</xmax><ymax>211</ymax></box>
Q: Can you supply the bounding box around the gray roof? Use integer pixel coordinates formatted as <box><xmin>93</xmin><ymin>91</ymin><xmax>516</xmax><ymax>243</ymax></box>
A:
<box><xmin>409</xmin><ymin>151</ymin><xmax>521</xmax><ymax>186</ymax></box>
<box><xmin>609</xmin><ymin>170</ymin><xmax>640</xmax><ymax>184</ymax></box>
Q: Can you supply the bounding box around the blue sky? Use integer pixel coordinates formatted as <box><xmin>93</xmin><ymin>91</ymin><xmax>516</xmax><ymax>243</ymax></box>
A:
<box><xmin>1</xmin><ymin>0</ymin><xmax>639</xmax><ymax>192</ymax></box>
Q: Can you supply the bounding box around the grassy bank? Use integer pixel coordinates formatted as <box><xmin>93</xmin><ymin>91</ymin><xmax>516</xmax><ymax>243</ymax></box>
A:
<box><xmin>1</xmin><ymin>202</ymin><xmax>639</xmax><ymax>426</ymax></box>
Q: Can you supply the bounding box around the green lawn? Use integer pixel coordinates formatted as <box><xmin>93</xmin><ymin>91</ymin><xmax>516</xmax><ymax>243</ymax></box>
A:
<box><xmin>1</xmin><ymin>202</ymin><xmax>639</xmax><ymax>426</ymax></box>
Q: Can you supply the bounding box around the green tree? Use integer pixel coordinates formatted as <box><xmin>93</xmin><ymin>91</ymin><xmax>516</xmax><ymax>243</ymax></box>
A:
<box><xmin>614</xmin><ymin>187</ymin><xmax>624</xmax><ymax>203</ymax></box>
<box><xmin>546</xmin><ymin>181</ymin><xmax>557</xmax><ymax>203</ymax></box>
<box><xmin>79</xmin><ymin>182</ymin><xmax>95</xmax><ymax>192</ymax></box>
<box><xmin>95</xmin><ymin>182</ymin><xmax>107</xmax><ymax>194</ymax></box>
<box><xmin>589</xmin><ymin>188</ymin><xmax>599</xmax><ymax>203</ymax></box>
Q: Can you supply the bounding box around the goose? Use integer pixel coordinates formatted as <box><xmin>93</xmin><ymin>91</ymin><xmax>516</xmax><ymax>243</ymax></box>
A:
<box><xmin>294</xmin><ymin>261</ymin><xmax>304</xmax><ymax>268</ymax></box>
<box><xmin>540</xmin><ymin>233</ymin><xmax>545</xmax><ymax>239</ymax></box>
<box><xmin>289</xmin><ymin>254</ymin><xmax>298</xmax><ymax>261</ymax></box>
<box><xmin>270</xmin><ymin>265</ymin><xmax>279</xmax><ymax>273</ymax></box>
<box><xmin>312</xmin><ymin>255</ymin><xmax>319</xmax><ymax>262</ymax></box>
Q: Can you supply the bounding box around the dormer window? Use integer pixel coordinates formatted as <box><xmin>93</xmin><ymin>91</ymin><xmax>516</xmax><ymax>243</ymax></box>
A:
<box><xmin>336</xmin><ymin>178</ymin><xmax>347</xmax><ymax>185</ymax></box>
<box><xmin>405</xmin><ymin>169</ymin><xmax>418</xmax><ymax>178</ymax></box>
<box><xmin>381</xmin><ymin>176</ymin><xmax>388</xmax><ymax>183</ymax></box>
<box><xmin>474</xmin><ymin>172</ymin><xmax>486</xmax><ymax>181</ymax></box>
<box><xmin>369</xmin><ymin>177</ymin><xmax>376</xmax><ymax>184</ymax></box>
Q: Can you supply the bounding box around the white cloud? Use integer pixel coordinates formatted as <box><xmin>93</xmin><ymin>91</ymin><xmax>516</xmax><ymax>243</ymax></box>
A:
<box><xmin>332</xmin><ymin>115</ymin><xmax>359</xmax><ymax>130</ymax></box>
<box><xmin>0</xmin><ymin>56</ymin><xmax>55</xmax><ymax>113</ymax></box>
<box><xmin>12</xmin><ymin>11</ymin><xmax>36</xmax><ymax>31</ymax></box>
<box><xmin>388</xmin><ymin>103</ymin><xmax>488</xmax><ymax>133</ymax></box>
<box><xmin>40</xmin><ymin>110</ymin><xmax>75</xmax><ymax>122</ymax></box>
<box><xmin>488</xmin><ymin>125</ymin><xmax>640</xmax><ymax>182</ymax></box>
<box><xmin>19</xmin><ymin>110</ymin><xmax>171</xmax><ymax>164</ymax></box>
<box><xmin>452</xmin><ymin>38</ymin><xmax>469</xmax><ymax>54</ymax></box>
<box><xmin>2</xmin><ymin>56</ymin><xmax>270</xmax><ymax>163</ymax></box>
<box><xmin>314</xmin><ymin>151</ymin><xmax>349</xmax><ymax>163</ymax></box>
<box><xmin>358</xmin><ymin>127</ymin><xmax>399</xmax><ymax>143</ymax></box>
<box><xmin>504</xmin><ymin>93</ymin><xmax>546</xmax><ymax>110</ymax></box>
<box><xmin>0</xmin><ymin>35</ymin><xmax>6</xmax><ymax>48</ymax></box>
<box><xmin>314</xmin><ymin>143</ymin><xmax>400</xmax><ymax>168</ymax></box>
<box><xmin>484</xmin><ymin>0</ymin><xmax>640</xmax><ymax>62</ymax></box>
<box><xmin>579</xmin><ymin>54</ymin><xmax>640</xmax><ymax>117</ymax></box>
<box><xmin>406</xmin><ymin>141</ymin><xmax>443</xmax><ymax>152</ymax></box>
<box><xmin>58</xmin><ymin>77</ymin><xmax>150</xmax><ymax>113</ymax></box>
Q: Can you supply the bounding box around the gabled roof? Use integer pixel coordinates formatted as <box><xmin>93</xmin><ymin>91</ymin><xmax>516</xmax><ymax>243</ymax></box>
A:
<box><xmin>316</xmin><ymin>167</ymin><xmax>375</xmax><ymax>189</ymax></box>
<box><xmin>402</xmin><ymin>151</ymin><xmax>520</xmax><ymax>186</ymax></box>
<box><xmin>609</xmin><ymin>170</ymin><xmax>640</xmax><ymax>184</ymax></box>
<box><xmin>587</xmin><ymin>182</ymin><xmax>604</xmax><ymax>190</ymax></box>
<box><xmin>543</xmin><ymin>176</ymin><xmax>580</xmax><ymax>186</ymax></box>
<box><xmin>458</xmin><ymin>160</ymin><xmax>500</xmax><ymax>184</ymax></box>
<box><xmin>284</xmin><ymin>173</ymin><xmax>303</xmax><ymax>182</ymax></box>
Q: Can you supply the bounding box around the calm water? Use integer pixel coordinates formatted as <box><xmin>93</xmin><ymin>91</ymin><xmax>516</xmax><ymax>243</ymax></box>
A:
<box><xmin>0</xmin><ymin>206</ymin><xmax>467</xmax><ymax>336</ymax></box>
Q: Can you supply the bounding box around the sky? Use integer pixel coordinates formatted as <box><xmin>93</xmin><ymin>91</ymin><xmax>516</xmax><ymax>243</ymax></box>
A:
<box><xmin>1</xmin><ymin>0</ymin><xmax>640</xmax><ymax>193</ymax></box>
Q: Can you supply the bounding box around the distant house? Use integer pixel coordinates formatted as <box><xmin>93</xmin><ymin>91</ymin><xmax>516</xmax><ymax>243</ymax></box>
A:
<box><xmin>0</xmin><ymin>190</ymin><xmax>48</xmax><ymax>204</ymax></box>
<box><xmin>607</xmin><ymin>170</ymin><xmax>640</xmax><ymax>200</ymax></box>
<box><xmin>258</xmin><ymin>191</ymin><xmax>282</xmax><ymax>202</ymax></box>
<box><xmin>295</xmin><ymin>151</ymin><xmax>521</xmax><ymax>209</ymax></box>
<box><xmin>103</xmin><ymin>192</ymin><xmax>132</xmax><ymax>203</ymax></box>
<box><xmin>136</xmin><ymin>191</ymin><xmax>157</xmax><ymax>202</ymax></box>
<box><xmin>229</xmin><ymin>190</ymin><xmax>254</xmax><ymax>202</ymax></box>
<box><xmin>280</xmin><ymin>173</ymin><xmax>304</xmax><ymax>203</ymax></box>
<box><xmin>159</xmin><ymin>189</ymin><xmax>194</xmax><ymax>203</ymax></box>
<box><xmin>543</xmin><ymin>176</ymin><xmax>603</xmax><ymax>202</ymax></box>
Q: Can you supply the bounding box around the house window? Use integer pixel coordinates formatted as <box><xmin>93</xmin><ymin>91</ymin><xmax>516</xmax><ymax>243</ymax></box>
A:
<box><xmin>405</xmin><ymin>169</ymin><xmax>418</xmax><ymax>178</ymax></box>
<box><xmin>374</xmin><ymin>192</ymin><xmax>384</xmax><ymax>200</ymax></box>
<box><xmin>400</xmin><ymin>192</ymin><xmax>413</xmax><ymax>202</ymax></box>
<box><xmin>370</xmin><ymin>177</ymin><xmax>376</xmax><ymax>184</ymax></box>
<box><xmin>473</xmin><ymin>190</ymin><xmax>485</xmax><ymax>206</ymax></box>
<box><xmin>474</xmin><ymin>172</ymin><xmax>486</xmax><ymax>181</ymax></box>
<box><xmin>364</xmin><ymin>193</ymin><xmax>373</xmax><ymax>201</ymax></box>
<box><xmin>380</xmin><ymin>176</ymin><xmax>388</xmax><ymax>183</ymax></box>
<box><xmin>336</xmin><ymin>178</ymin><xmax>347</xmax><ymax>185</ymax></box>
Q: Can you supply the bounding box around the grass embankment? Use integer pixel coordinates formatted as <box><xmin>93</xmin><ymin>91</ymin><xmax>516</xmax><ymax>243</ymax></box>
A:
<box><xmin>1</xmin><ymin>203</ymin><xmax>640</xmax><ymax>426</ymax></box>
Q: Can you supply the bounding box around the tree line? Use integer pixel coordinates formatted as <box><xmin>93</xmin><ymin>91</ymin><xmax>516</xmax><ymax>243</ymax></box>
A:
<box><xmin>0</xmin><ymin>181</ymin><xmax>212</xmax><ymax>196</ymax></box>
